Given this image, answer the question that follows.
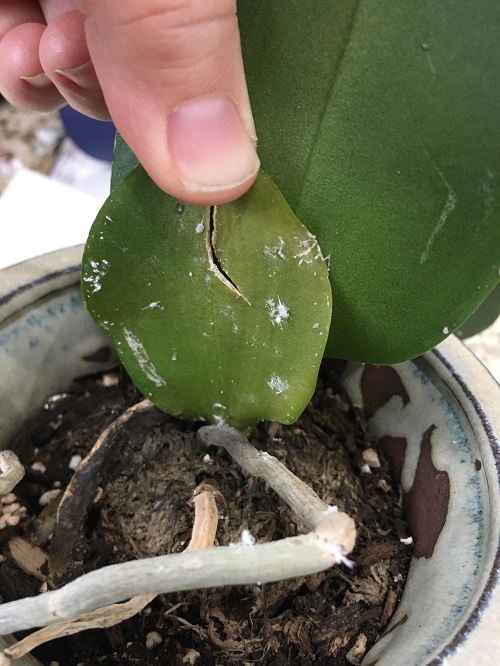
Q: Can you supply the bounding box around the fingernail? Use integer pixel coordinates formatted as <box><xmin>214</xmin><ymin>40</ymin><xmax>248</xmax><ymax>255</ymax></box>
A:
<box><xmin>20</xmin><ymin>73</ymin><xmax>52</xmax><ymax>88</ymax></box>
<box><xmin>55</xmin><ymin>60</ymin><xmax>99</xmax><ymax>91</ymax></box>
<box><xmin>167</xmin><ymin>98</ymin><xmax>259</xmax><ymax>192</ymax></box>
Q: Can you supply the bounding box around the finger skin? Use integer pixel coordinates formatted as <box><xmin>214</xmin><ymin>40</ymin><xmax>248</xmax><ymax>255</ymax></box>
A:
<box><xmin>0</xmin><ymin>22</ymin><xmax>64</xmax><ymax>111</ymax></box>
<box><xmin>0</xmin><ymin>0</ymin><xmax>257</xmax><ymax>204</ymax></box>
<box><xmin>40</xmin><ymin>10</ymin><xmax>109</xmax><ymax>120</ymax></box>
<box><xmin>80</xmin><ymin>0</ymin><xmax>258</xmax><ymax>205</ymax></box>
<box><xmin>0</xmin><ymin>0</ymin><xmax>81</xmax><ymax>112</ymax></box>
<box><xmin>0</xmin><ymin>2</ymin><xmax>105</xmax><ymax>118</ymax></box>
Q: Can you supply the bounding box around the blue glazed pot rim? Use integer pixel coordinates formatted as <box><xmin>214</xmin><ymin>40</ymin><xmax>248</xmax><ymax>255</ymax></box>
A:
<box><xmin>425</xmin><ymin>344</ymin><xmax>500</xmax><ymax>665</ymax></box>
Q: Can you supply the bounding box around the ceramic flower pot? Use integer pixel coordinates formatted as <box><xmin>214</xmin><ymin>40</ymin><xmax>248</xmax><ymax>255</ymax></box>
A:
<box><xmin>1</xmin><ymin>247</ymin><xmax>499</xmax><ymax>666</ymax></box>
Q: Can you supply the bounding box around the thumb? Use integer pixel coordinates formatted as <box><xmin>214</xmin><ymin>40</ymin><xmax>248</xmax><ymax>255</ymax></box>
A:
<box><xmin>79</xmin><ymin>0</ymin><xmax>259</xmax><ymax>205</ymax></box>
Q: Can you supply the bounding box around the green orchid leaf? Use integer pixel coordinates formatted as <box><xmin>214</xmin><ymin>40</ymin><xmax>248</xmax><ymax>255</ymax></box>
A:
<box><xmin>237</xmin><ymin>0</ymin><xmax>500</xmax><ymax>362</ymax></box>
<box><xmin>82</xmin><ymin>170</ymin><xmax>332</xmax><ymax>431</ymax></box>
<box><xmin>111</xmin><ymin>132</ymin><xmax>138</xmax><ymax>190</ymax></box>
<box><xmin>456</xmin><ymin>284</ymin><xmax>500</xmax><ymax>339</ymax></box>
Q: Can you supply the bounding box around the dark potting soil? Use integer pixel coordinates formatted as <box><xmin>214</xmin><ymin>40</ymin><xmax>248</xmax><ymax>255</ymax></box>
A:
<box><xmin>1</xmin><ymin>362</ymin><xmax>411</xmax><ymax>665</ymax></box>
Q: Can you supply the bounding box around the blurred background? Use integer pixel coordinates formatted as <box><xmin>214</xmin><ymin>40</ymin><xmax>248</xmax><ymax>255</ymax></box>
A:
<box><xmin>0</xmin><ymin>102</ymin><xmax>112</xmax><ymax>271</ymax></box>
<box><xmin>0</xmin><ymin>99</ymin><xmax>498</xmax><ymax>381</ymax></box>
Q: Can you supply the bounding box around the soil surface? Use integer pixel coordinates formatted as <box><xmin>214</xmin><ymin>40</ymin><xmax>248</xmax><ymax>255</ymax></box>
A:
<box><xmin>1</xmin><ymin>362</ymin><xmax>411</xmax><ymax>665</ymax></box>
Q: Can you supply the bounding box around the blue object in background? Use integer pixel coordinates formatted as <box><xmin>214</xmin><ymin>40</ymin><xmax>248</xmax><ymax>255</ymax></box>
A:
<box><xmin>59</xmin><ymin>106</ymin><xmax>116</xmax><ymax>162</ymax></box>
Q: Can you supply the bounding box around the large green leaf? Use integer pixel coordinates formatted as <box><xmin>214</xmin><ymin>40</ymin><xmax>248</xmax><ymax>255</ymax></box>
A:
<box><xmin>456</xmin><ymin>284</ymin><xmax>500</xmax><ymax>339</ymax></box>
<box><xmin>236</xmin><ymin>0</ymin><xmax>500</xmax><ymax>362</ymax></box>
<box><xmin>112</xmin><ymin>1</ymin><xmax>499</xmax><ymax>364</ymax></box>
<box><xmin>82</xmin><ymin>170</ymin><xmax>332</xmax><ymax>431</ymax></box>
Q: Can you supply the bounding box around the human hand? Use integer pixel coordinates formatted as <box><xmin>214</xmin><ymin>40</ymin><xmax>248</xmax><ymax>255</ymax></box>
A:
<box><xmin>0</xmin><ymin>0</ymin><xmax>259</xmax><ymax>204</ymax></box>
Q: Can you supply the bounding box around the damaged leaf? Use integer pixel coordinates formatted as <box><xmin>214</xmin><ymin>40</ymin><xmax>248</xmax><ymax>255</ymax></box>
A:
<box><xmin>82</xmin><ymin>170</ymin><xmax>331</xmax><ymax>431</ymax></box>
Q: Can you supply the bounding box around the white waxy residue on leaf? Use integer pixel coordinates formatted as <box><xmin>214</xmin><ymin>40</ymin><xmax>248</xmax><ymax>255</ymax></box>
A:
<box><xmin>266</xmin><ymin>297</ymin><xmax>290</xmax><ymax>328</ymax></box>
<box><xmin>267</xmin><ymin>375</ymin><xmax>289</xmax><ymax>395</ymax></box>
<box><xmin>83</xmin><ymin>259</ymin><xmax>110</xmax><ymax>294</ymax></box>
<box><xmin>122</xmin><ymin>327</ymin><xmax>166</xmax><ymax>387</ymax></box>
<box><xmin>142</xmin><ymin>301</ymin><xmax>164</xmax><ymax>311</ymax></box>
<box><xmin>293</xmin><ymin>232</ymin><xmax>324</xmax><ymax>267</ymax></box>
<box><xmin>264</xmin><ymin>235</ymin><xmax>286</xmax><ymax>260</ymax></box>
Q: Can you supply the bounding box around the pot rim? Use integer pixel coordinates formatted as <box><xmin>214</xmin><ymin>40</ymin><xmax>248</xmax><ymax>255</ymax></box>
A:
<box><xmin>0</xmin><ymin>245</ymin><xmax>83</xmax><ymax>325</ymax></box>
<box><xmin>421</xmin><ymin>337</ymin><xmax>500</xmax><ymax>664</ymax></box>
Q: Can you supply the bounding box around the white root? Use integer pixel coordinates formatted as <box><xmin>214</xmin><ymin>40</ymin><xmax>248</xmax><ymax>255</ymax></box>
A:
<box><xmin>198</xmin><ymin>425</ymin><xmax>355</xmax><ymax>535</ymax></box>
<box><xmin>0</xmin><ymin>514</ymin><xmax>352</xmax><ymax>636</ymax></box>
<box><xmin>198</xmin><ymin>425</ymin><xmax>356</xmax><ymax>563</ymax></box>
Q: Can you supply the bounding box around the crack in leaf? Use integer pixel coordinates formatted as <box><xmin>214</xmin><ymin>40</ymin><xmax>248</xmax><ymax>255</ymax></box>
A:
<box><xmin>205</xmin><ymin>206</ymin><xmax>251</xmax><ymax>304</ymax></box>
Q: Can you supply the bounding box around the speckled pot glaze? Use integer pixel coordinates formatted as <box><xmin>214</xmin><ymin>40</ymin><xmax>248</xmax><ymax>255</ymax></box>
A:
<box><xmin>1</xmin><ymin>248</ymin><xmax>499</xmax><ymax>666</ymax></box>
